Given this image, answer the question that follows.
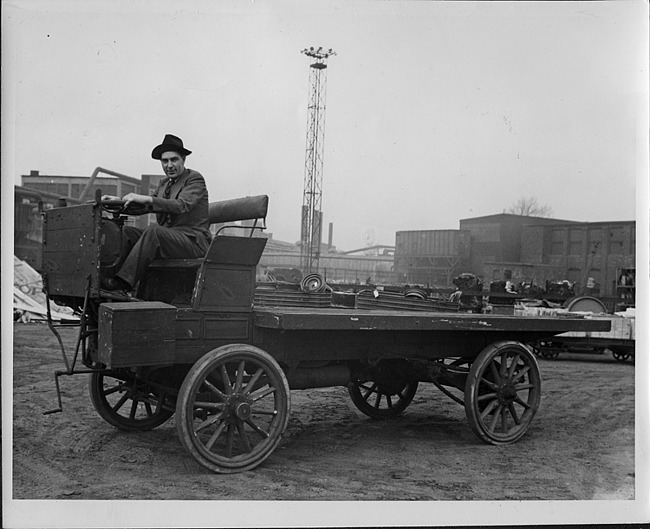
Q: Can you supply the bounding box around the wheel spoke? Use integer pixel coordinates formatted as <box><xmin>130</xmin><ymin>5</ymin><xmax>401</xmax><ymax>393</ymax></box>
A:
<box><xmin>254</xmin><ymin>409</ymin><xmax>278</xmax><ymax>415</ymax></box>
<box><xmin>237</xmin><ymin>423</ymin><xmax>252</xmax><ymax>453</ymax></box>
<box><xmin>203</xmin><ymin>379</ymin><xmax>228</xmax><ymax>401</ymax></box>
<box><xmin>514</xmin><ymin>396</ymin><xmax>532</xmax><ymax>409</ymax></box>
<box><xmin>225</xmin><ymin>424</ymin><xmax>235</xmax><ymax>458</ymax></box>
<box><xmin>362</xmin><ymin>382</ymin><xmax>379</xmax><ymax>401</ymax></box>
<box><xmin>144</xmin><ymin>401</ymin><xmax>153</xmax><ymax>417</ymax></box>
<box><xmin>245</xmin><ymin>417</ymin><xmax>271</xmax><ymax>438</ymax></box>
<box><xmin>234</xmin><ymin>360</ymin><xmax>246</xmax><ymax>392</ymax></box>
<box><xmin>508</xmin><ymin>403</ymin><xmax>521</xmax><ymax>425</ymax></box>
<box><xmin>129</xmin><ymin>399</ymin><xmax>138</xmax><ymax>420</ymax></box>
<box><xmin>373</xmin><ymin>392</ymin><xmax>382</xmax><ymax>409</ymax></box>
<box><xmin>512</xmin><ymin>365</ymin><xmax>531</xmax><ymax>383</ymax></box>
<box><xmin>479</xmin><ymin>376</ymin><xmax>499</xmax><ymax>391</ymax></box>
<box><xmin>250</xmin><ymin>385</ymin><xmax>276</xmax><ymax>402</ymax></box>
<box><xmin>111</xmin><ymin>392</ymin><xmax>129</xmax><ymax>413</ymax></box>
<box><xmin>489</xmin><ymin>361</ymin><xmax>501</xmax><ymax>384</ymax></box>
<box><xmin>498</xmin><ymin>354</ymin><xmax>508</xmax><ymax>378</ymax></box>
<box><xmin>196</xmin><ymin>411</ymin><xmax>225</xmax><ymax>433</ymax></box>
<box><xmin>205</xmin><ymin>420</ymin><xmax>227</xmax><ymax>450</ymax></box>
<box><xmin>220</xmin><ymin>365</ymin><xmax>233</xmax><ymax>395</ymax></box>
<box><xmin>243</xmin><ymin>368</ymin><xmax>265</xmax><ymax>396</ymax></box>
<box><xmin>194</xmin><ymin>401</ymin><xmax>225</xmax><ymax>410</ymax></box>
<box><xmin>488</xmin><ymin>403</ymin><xmax>503</xmax><ymax>432</ymax></box>
<box><xmin>155</xmin><ymin>395</ymin><xmax>165</xmax><ymax>414</ymax></box>
<box><xmin>480</xmin><ymin>398</ymin><xmax>499</xmax><ymax>420</ymax></box>
<box><xmin>477</xmin><ymin>392</ymin><xmax>498</xmax><ymax>402</ymax></box>
<box><xmin>386</xmin><ymin>395</ymin><xmax>393</xmax><ymax>409</ymax></box>
<box><xmin>251</xmin><ymin>409</ymin><xmax>277</xmax><ymax>416</ymax></box>
<box><xmin>500</xmin><ymin>406</ymin><xmax>509</xmax><ymax>433</ymax></box>
<box><xmin>507</xmin><ymin>354</ymin><xmax>521</xmax><ymax>379</ymax></box>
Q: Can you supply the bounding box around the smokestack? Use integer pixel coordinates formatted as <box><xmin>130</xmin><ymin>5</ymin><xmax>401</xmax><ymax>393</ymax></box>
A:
<box><xmin>328</xmin><ymin>222</ymin><xmax>333</xmax><ymax>249</ymax></box>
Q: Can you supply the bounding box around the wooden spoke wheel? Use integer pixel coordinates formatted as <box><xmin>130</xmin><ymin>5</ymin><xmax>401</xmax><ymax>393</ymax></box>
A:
<box><xmin>88</xmin><ymin>371</ymin><xmax>174</xmax><ymax>432</ymax></box>
<box><xmin>464</xmin><ymin>341</ymin><xmax>541</xmax><ymax>445</ymax></box>
<box><xmin>612</xmin><ymin>350</ymin><xmax>631</xmax><ymax>362</ymax></box>
<box><xmin>175</xmin><ymin>345</ymin><xmax>290</xmax><ymax>474</ymax></box>
<box><xmin>540</xmin><ymin>349</ymin><xmax>559</xmax><ymax>360</ymax></box>
<box><xmin>348</xmin><ymin>359</ymin><xmax>419</xmax><ymax>419</ymax></box>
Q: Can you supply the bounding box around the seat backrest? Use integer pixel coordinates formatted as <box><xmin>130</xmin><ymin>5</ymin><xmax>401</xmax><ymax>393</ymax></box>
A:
<box><xmin>208</xmin><ymin>195</ymin><xmax>268</xmax><ymax>225</ymax></box>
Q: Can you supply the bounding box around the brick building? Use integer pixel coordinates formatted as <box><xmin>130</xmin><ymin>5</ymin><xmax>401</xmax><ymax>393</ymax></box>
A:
<box><xmin>395</xmin><ymin>214</ymin><xmax>635</xmax><ymax>302</ymax></box>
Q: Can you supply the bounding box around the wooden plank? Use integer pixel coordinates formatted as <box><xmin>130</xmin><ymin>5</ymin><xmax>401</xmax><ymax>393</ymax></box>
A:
<box><xmin>253</xmin><ymin>307</ymin><xmax>611</xmax><ymax>333</ymax></box>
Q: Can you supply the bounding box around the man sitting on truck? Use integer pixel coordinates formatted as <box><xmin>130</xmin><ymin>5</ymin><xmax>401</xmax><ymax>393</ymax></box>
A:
<box><xmin>100</xmin><ymin>134</ymin><xmax>211</xmax><ymax>292</ymax></box>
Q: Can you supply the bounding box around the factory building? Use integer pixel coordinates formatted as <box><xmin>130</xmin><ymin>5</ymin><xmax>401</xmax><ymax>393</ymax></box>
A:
<box><xmin>393</xmin><ymin>230</ymin><xmax>470</xmax><ymax>287</ymax></box>
<box><xmin>394</xmin><ymin>213</ymin><xmax>635</xmax><ymax>309</ymax></box>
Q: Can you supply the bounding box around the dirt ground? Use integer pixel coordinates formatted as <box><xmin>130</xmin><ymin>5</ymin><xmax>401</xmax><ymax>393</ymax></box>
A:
<box><xmin>11</xmin><ymin>322</ymin><xmax>635</xmax><ymax>506</ymax></box>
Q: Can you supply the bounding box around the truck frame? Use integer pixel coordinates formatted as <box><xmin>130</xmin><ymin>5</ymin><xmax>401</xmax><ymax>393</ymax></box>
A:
<box><xmin>40</xmin><ymin>193</ymin><xmax>611</xmax><ymax>473</ymax></box>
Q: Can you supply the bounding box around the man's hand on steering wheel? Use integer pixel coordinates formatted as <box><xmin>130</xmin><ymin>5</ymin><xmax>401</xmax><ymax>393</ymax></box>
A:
<box><xmin>122</xmin><ymin>193</ymin><xmax>153</xmax><ymax>208</ymax></box>
<box><xmin>100</xmin><ymin>193</ymin><xmax>151</xmax><ymax>216</ymax></box>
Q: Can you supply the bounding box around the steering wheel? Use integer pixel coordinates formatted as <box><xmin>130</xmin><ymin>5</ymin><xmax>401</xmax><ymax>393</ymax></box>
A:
<box><xmin>100</xmin><ymin>199</ymin><xmax>150</xmax><ymax>216</ymax></box>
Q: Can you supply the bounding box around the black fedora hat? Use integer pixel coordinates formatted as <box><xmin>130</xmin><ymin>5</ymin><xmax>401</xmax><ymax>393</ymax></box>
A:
<box><xmin>151</xmin><ymin>134</ymin><xmax>192</xmax><ymax>160</ymax></box>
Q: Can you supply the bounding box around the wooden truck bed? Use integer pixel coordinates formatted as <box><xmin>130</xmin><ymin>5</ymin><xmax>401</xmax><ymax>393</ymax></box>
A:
<box><xmin>253</xmin><ymin>306</ymin><xmax>607</xmax><ymax>333</ymax></box>
<box><xmin>250</xmin><ymin>305</ymin><xmax>611</xmax><ymax>365</ymax></box>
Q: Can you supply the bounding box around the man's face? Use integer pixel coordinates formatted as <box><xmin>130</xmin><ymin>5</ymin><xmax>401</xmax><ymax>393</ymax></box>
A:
<box><xmin>160</xmin><ymin>151</ymin><xmax>186</xmax><ymax>179</ymax></box>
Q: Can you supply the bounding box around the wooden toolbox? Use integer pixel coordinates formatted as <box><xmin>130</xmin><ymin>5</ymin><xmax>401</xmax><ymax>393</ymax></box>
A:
<box><xmin>97</xmin><ymin>302</ymin><xmax>176</xmax><ymax>368</ymax></box>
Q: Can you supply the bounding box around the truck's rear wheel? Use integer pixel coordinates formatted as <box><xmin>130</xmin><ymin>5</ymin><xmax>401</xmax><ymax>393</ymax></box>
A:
<box><xmin>176</xmin><ymin>344</ymin><xmax>290</xmax><ymax>473</ymax></box>
<box><xmin>348</xmin><ymin>359</ymin><xmax>418</xmax><ymax>419</ymax></box>
<box><xmin>612</xmin><ymin>349</ymin><xmax>632</xmax><ymax>362</ymax></box>
<box><xmin>464</xmin><ymin>341</ymin><xmax>541</xmax><ymax>445</ymax></box>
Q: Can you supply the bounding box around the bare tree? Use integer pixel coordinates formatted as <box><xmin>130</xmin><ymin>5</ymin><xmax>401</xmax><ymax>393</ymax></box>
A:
<box><xmin>507</xmin><ymin>197</ymin><xmax>553</xmax><ymax>217</ymax></box>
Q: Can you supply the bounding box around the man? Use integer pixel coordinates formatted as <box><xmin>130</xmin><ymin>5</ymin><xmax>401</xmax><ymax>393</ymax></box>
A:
<box><xmin>101</xmin><ymin>134</ymin><xmax>211</xmax><ymax>292</ymax></box>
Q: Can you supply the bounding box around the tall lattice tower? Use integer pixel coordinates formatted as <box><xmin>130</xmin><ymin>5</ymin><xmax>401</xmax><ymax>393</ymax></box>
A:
<box><xmin>300</xmin><ymin>46</ymin><xmax>335</xmax><ymax>274</ymax></box>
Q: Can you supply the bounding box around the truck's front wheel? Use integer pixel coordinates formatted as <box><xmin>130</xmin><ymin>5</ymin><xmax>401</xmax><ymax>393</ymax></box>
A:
<box><xmin>176</xmin><ymin>344</ymin><xmax>290</xmax><ymax>473</ymax></box>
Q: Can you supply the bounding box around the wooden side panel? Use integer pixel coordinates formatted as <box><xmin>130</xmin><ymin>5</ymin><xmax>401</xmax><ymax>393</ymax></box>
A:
<box><xmin>193</xmin><ymin>264</ymin><xmax>256</xmax><ymax>312</ymax></box>
<box><xmin>204</xmin><ymin>316</ymin><xmax>251</xmax><ymax>340</ymax></box>
<box><xmin>42</xmin><ymin>204</ymin><xmax>100</xmax><ymax>297</ymax></box>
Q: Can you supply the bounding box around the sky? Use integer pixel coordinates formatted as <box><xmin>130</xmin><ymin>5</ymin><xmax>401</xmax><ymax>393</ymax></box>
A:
<box><xmin>2</xmin><ymin>0</ymin><xmax>647</xmax><ymax>251</ymax></box>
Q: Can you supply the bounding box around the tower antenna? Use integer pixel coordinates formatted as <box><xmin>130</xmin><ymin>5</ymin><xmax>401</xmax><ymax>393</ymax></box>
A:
<box><xmin>300</xmin><ymin>46</ymin><xmax>336</xmax><ymax>275</ymax></box>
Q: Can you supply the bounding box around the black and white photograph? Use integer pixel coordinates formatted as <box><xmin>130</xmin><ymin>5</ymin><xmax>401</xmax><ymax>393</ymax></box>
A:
<box><xmin>2</xmin><ymin>0</ymin><xmax>648</xmax><ymax>527</ymax></box>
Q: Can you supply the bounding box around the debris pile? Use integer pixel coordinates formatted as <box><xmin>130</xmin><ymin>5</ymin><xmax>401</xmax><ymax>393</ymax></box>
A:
<box><xmin>13</xmin><ymin>256</ymin><xmax>77</xmax><ymax>323</ymax></box>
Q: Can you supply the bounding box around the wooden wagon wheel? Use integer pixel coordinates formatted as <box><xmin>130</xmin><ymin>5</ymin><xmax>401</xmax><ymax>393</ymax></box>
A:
<box><xmin>348</xmin><ymin>359</ymin><xmax>419</xmax><ymax>419</ymax></box>
<box><xmin>88</xmin><ymin>371</ymin><xmax>174</xmax><ymax>431</ymax></box>
<box><xmin>176</xmin><ymin>344</ymin><xmax>290</xmax><ymax>473</ymax></box>
<box><xmin>612</xmin><ymin>350</ymin><xmax>631</xmax><ymax>362</ymax></box>
<box><xmin>540</xmin><ymin>349</ymin><xmax>559</xmax><ymax>360</ymax></box>
<box><xmin>464</xmin><ymin>341</ymin><xmax>541</xmax><ymax>445</ymax></box>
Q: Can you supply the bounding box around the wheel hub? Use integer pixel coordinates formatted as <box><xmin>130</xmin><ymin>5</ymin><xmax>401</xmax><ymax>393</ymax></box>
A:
<box><xmin>225</xmin><ymin>394</ymin><xmax>252</xmax><ymax>421</ymax></box>
<box><xmin>234</xmin><ymin>401</ymin><xmax>252</xmax><ymax>420</ymax></box>
<box><xmin>498</xmin><ymin>382</ymin><xmax>518</xmax><ymax>405</ymax></box>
